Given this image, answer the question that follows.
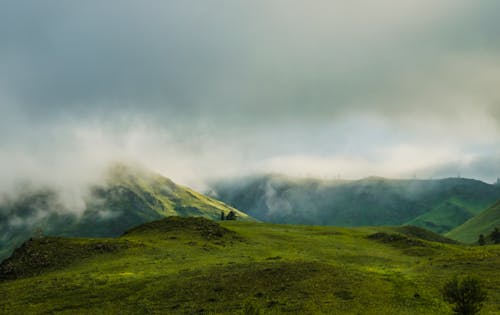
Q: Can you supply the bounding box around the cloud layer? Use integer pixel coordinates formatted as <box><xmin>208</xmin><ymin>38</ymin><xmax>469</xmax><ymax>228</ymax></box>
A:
<box><xmin>1</xmin><ymin>0</ymin><xmax>500</xmax><ymax>203</ymax></box>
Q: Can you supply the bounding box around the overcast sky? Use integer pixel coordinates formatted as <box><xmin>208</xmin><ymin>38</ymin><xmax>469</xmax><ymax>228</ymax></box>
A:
<box><xmin>1</xmin><ymin>0</ymin><xmax>500</xmax><ymax>196</ymax></box>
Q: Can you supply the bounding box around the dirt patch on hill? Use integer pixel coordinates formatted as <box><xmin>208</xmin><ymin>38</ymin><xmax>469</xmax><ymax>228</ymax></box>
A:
<box><xmin>395</xmin><ymin>225</ymin><xmax>459</xmax><ymax>244</ymax></box>
<box><xmin>367</xmin><ymin>232</ymin><xmax>427</xmax><ymax>247</ymax></box>
<box><xmin>122</xmin><ymin>216</ymin><xmax>239</xmax><ymax>241</ymax></box>
<box><xmin>0</xmin><ymin>237</ymin><xmax>131</xmax><ymax>280</ymax></box>
<box><xmin>366</xmin><ymin>232</ymin><xmax>441</xmax><ymax>256</ymax></box>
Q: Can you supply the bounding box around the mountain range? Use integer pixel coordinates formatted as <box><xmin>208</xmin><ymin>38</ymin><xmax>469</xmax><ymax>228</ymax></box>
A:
<box><xmin>209</xmin><ymin>174</ymin><xmax>500</xmax><ymax>235</ymax></box>
<box><xmin>2</xmin><ymin>166</ymin><xmax>500</xmax><ymax>263</ymax></box>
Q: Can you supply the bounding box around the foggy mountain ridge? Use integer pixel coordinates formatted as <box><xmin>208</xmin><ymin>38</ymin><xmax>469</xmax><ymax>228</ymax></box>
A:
<box><xmin>0</xmin><ymin>163</ymin><xmax>253</xmax><ymax>261</ymax></box>
<box><xmin>209</xmin><ymin>174</ymin><xmax>500</xmax><ymax>233</ymax></box>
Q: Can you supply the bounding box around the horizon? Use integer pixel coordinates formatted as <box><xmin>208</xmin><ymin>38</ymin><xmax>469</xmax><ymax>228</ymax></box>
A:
<box><xmin>207</xmin><ymin>170</ymin><xmax>500</xmax><ymax>185</ymax></box>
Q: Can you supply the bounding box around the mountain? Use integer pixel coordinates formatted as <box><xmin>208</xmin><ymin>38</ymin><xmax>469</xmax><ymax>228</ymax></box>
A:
<box><xmin>446</xmin><ymin>200</ymin><xmax>500</xmax><ymax>243</ymax></box>
<box><xmin>1</xmin><ymin>217</ymin><xmax>499</xmax><ymax>314</ymax></box>
<box><xmin>209</xmin><ymin>175</ymin><xmax>500</xmax><ymax>234</ymax></box>
<box><xmin>0</xmin><ymin>163</ymin><xmax>253</xmax><ymax>260</ymax></box>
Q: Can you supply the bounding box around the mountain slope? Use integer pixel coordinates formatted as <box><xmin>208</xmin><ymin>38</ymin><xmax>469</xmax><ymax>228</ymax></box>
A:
<box><xmin>0</xmin><ymin>164</ymin><xmax>253</xmax><ymax>260</ymax></box>
<box><xmin>1</xmin><ymin>217</ymin><xmax>499</xmax><ymax>314</ymax></box>
<box><xmin>446</xmin><ymin>200</ymin><xmax>500</xmax><ymax>243</ymax></box>
<box><xmin>209</xmin><ymin>175</ymin><xmax>500</xmax><ymax>233</ymax></box>
<box><xmin>405</xmin><ymin>200</ymin><xmax>477</xmax><ymax>234</ymax></box>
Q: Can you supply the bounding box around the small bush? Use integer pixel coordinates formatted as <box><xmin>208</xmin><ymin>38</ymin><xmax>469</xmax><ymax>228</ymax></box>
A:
<box><xmin>443</xmin><ymin>276</ymin><xmax>487</xmax><ymax>315</ymax></box>
<box><xmin>226</xmin><ymin>210</ymin><xmax>237</xmax><ymax>221</ymax></box>
<box><xmin>490</xmin><ymin>228</ymin><xmax>500</xmax><ymax>244</ymax></box>
<box><xmin>478</xmin><ymin>234</ymin><xmax>485</xmax><ymax>246</ymax></box>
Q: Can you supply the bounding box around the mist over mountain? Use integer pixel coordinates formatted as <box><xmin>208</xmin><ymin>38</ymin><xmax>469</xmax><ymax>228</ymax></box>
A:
<box><xmin>2</xmin><ymin>1</ymin><xmax>500</xmax><ymax>198</ymax></box>
<box><xmin>209</xmin><ymin>175</ymin><xmax>500</xmax><ymax>233</ymax></box>
<box><xmin>0</xmin><ymin>164</ymin><xmax>253</xmax><ymax>260</ymax></box>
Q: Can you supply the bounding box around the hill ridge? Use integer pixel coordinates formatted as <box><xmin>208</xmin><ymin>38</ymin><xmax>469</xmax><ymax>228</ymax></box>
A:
<box><xmin>209</xmin><ymin>174</ymin><xmax>500</xmax><ymax>235</ymax></box>
<box><xmin>446</xmin><ymin>200</ymin><xmax>500</xmax><ymax>243</ymax></box>
<box><xmin>0</xmin><ymin>164</ymin><xmax>254</xmax><ymax>260</ymax></box>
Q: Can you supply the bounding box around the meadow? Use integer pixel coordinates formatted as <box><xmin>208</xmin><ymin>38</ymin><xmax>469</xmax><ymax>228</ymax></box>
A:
<box><xmin>1</xmin><ymin>217</ymin><xmax>499</xmax><ymax>314</ymax></box>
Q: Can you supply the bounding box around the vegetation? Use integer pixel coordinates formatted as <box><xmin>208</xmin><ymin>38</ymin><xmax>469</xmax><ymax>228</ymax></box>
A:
<box><xmin>225</xmin><ymin>210</ymin><xmax>237</xmax><ymax>221</ymax></box>
<box><xmin>210</xmin><ymin>175</ymin><xmax>500</xmax><ymax>235</ymax></box>
<box><xmin>0</xmin><ymin>164</ymin><xmax>254</xmax><ymax>261</ymax></box>
<box><xmin>1</xmin><ymin>217</ymin><xmax>500</xmax><ymax>314</ymax></box>
<box><xmin>478</xmin><ymin>235</ymin><xmax>485</xmax><ymax>246</ymax></box>
<box><xmin>443</xmin><ymin>276</ymin><xmax>487</xmax><ymax>315</ymax></box>
<box><xmin>447</xmin><ymin>200</ymin><xmax>500</xmax><ymax>243</ymax></box>
<box><xmin>491</xmin><ymin>228</ymin><xmax>500</xmax><ymax>244</ymax></box>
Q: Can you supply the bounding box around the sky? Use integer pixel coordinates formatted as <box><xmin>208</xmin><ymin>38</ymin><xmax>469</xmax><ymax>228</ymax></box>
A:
<box><xmin>1</xmin><ymin>0</ymin><xmax>500</xmax><ymax>198</ymax></box>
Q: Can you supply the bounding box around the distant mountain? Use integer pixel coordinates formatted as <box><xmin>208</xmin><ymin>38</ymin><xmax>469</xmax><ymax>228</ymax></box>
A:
<box><xmin>209</xmin><ymin>175</ymin><xmax>500</xmax><ymax>234</ymax></box>
<box><xmin>446</xmin><ymin>200</ymin><xmax>500</xmax><ymax>243</ymax></box>
<box><xmin>0</xmin><ymin>163</ymin><xmax>253</xmax><ymax>260</ymax></box>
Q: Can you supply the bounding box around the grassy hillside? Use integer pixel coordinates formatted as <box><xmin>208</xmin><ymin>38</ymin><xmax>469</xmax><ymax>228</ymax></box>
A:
<box><xmin>1</xmin><ymin>217</ymin><xmax>499</xmax><ymax>314</ymax></box>
<box><xmin>406</xmin><ymin>199</ymin><xmax>477</xmax><ymax>234</ymax></box>
<box><xmin>210</xmin><ymin>175</ymin><xmax>500</xmax><ymax>234</ymax></box>
<box><xmin>446</xmin><ymin>200</ymin><xmax>500</xmax><ymax>243</ymax></box>
<box><xmin>0</xmin><ymin>164</ymin><xmax>253</xmax><ymax>260</ymax></box>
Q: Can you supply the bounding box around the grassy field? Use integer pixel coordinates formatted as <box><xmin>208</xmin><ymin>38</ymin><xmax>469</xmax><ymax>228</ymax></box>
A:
<box><xmin>1</xmin><ymin>217</ymin><xmax>499</xmax><ymax>314</ymax></box>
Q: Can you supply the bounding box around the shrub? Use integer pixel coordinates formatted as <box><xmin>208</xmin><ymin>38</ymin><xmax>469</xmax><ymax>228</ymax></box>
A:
<box><xmin>443</xmin><ymin>276</ymin><xmax>487</xmax><ymax>315</ymax></box>
<box><xmin>226</xmin><ymin>210</ymin><xmax>237</xmax><ymax>220</ymax></box>
<box><xmin>478</xmin><ymin>234</ymin><xmax>485</xmax><ymax>246</ymax></box>
<box><xmin>490</xmin><ymin>228</ymin><xmax>500</xmax><ymax>244</ymax></box>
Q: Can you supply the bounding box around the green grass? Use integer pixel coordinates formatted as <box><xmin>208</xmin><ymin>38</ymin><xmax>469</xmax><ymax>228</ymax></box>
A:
<box><xmin>1</xmin><ymin>217</ymin><xmax>500</xmax><ymax>314</ymax></box>
<box><xmin>447</xmin><ymin>200</ymin><xmax>500</xmax><ymax>243</ymax></box>
<box><xmin>405</xmin><ymin>198</ymin><xmax>478</xmax><ymax>234</ymax></box>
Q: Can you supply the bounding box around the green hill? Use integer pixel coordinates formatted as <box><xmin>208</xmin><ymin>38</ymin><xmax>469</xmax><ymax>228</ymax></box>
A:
<box><xmin>0</xmin><ymin>164</ymin><xmax>253</xmax><ymax>260</ymax></box>
<box><xmin>446</xmin><ymin>200</ymin><xmax>500</xmax><ymax>243</ymax></box>
<box><xmin>209</xmin><ymin>175</ymin><xmax>500</xmax><ymax>234</ymax></box>
<box><xmin>1</xmin><ymin>217</ymin><xmax>499</xmax><ymax>314</ymax></box>
<box><xmin>405</xmin><ymin>200</ymin><xmax>476</xmax><ymax>234</ymax></box>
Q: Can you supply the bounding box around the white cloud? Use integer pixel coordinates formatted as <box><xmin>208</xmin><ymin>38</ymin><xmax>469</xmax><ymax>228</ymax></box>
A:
<box><xmin>1</xmin><ymin>0</ymin><xmax>500</xmax><ymax>202</ymax></box>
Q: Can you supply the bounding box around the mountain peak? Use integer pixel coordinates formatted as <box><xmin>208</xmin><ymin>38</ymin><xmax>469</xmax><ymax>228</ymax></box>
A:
<box><xmin>0</xmin><ymin>163</ymin><xmax>255</xmax><ymax>261</ymax></box>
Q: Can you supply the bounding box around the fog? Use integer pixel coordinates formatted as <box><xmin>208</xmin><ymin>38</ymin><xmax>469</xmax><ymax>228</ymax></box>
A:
<box><xmin>1</xmin><ymin>0</ymin><xmax>500</xmax><ymax>209</ymax></box>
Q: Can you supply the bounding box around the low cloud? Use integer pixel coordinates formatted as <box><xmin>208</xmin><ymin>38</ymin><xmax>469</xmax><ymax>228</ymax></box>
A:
<box><xmin>1</xmin><ymin>0</ymin><xmax>500</xmax><ymax>211</ymax></box>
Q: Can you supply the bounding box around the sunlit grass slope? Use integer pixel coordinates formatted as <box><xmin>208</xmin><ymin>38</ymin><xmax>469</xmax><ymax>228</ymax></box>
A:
<box><xmin>447</xmin><ymin>200</ymin><xmax>500</xmax><ymax>243</ymax></box>
<box><xmin>0</xmin><ymin>163</ymin><xmax>254</xmax><ymax>261</ymax></box>
<box><xmin>1</xmin><ymin>217</ymin><xmax>499</xmax><ymax>314</ymax></box>
<box><xmin>102</xmin><ymin>163</ymin><xmax>253</xmax><ymax>223</ymax></box>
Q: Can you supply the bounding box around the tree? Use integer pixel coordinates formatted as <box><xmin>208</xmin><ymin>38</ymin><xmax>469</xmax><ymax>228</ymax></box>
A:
<box><xmin>226</xmin><ymin>210</ymin><xmax>237</xmax><ymax>220</ymax></box>
<box><xmin>478</xmin><ymin>234</ymin><xmax>485</xmax><ymax>246</ymax></box>
<box><xmin>443</xmin><ymin>276</ymin><xmax>487</xmax><ymax>315</ymax></box>
<box><xmin>220</xmin><ymin>211</ymin><xmax>225</xmax><ymax>221</ymax></box>
<box><xmin>490</xmin><ymin>228</ymin><xmax>500</xmax><ymax>244</ymax></box>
